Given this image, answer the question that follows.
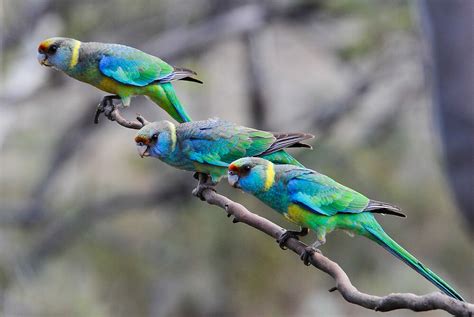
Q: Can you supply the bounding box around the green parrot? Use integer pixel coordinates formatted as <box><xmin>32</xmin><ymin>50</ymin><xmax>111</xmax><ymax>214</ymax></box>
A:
<box><xmin>227</xmin><ymin>157</ymin><xmax>465</xmax><ymax>301</ymax></box>
<box><xmin>134</xmin><ymin>118</ymin><xmax>313</xmax><ymax>183</ymax></box>
<box><xmin>37</xmin><ymin>37</ymin><xmax>201</xmax><ymax>123</ymax></box>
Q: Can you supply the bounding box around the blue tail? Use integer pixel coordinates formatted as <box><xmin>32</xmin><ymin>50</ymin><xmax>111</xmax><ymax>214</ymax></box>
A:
<box><xmin>365</xmin><ymin>224</ymin><xmax>464</xmax><ymax>301</ymax></box>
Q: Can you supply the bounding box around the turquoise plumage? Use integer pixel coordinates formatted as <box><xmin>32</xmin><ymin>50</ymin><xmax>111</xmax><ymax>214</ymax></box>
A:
<box><xmin>37</xmin><ymin>37</ymin><xmax>200</xmax><ymax>123</ymax></box>
<box><xmin>227</xmin><ymin>157</ymin><xmax>464</xmax><ymax>301</ymax></box>
<box><xmin>134</xmin><ymin>118</ymin><xmax>313</xmax><ymax>182</ymax></box>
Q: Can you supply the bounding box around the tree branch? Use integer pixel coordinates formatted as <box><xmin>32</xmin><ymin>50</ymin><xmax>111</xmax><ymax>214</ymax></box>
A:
<box><xmin>197</xmin><ymin>187</ymin><xmax>474</xmax><ymax>316</ymax></box>
<box><xmin>0</xmin><ymin>1</ymin><xmax>322</xmax><ymax>227</ymax></box>
<box><xmin>103</xmin><ymin>108</ymin><xmax>150</xmax><ymax>130</ymax></box>
<box><xmin>42</xmin><ymin>111</ymin><xmax>470</xmax><ymax>315</ymax></box>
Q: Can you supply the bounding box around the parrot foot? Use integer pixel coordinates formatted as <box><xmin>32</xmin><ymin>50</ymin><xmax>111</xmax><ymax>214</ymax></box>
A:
<box><xmin>192</xmin><ymin>173</ymin><xmax>216</xmax><ymax>200</ymax></box>
<box><xmin>277</xmin><ymin>227</ymin><xmax>309</xmax><ymax>250</ymax></box>
<box><xmin>94</xmin><ymin>95</ymin><xmax>120</xmax><ymax>124</ymax></box>
<box><xmin>192</xmin><ymin>183</ymin><xmax>215</xmax><ymax>201</ymax></box>
<box><xmin>300</xmin><ymin>246</ymin><xmax>321</xmax><ymax>266</ymax></box>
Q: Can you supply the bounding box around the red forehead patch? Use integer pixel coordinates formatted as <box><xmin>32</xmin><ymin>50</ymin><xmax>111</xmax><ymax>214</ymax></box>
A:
<box><xmin>38</xmin><ymin>43</ymin><xmax>47</xmax><ymax>52</ymax></box>
<box><xmin>135</xmin><ymin>136</ymin><xmax>149</xmax><ymax>144</ymax></box>
<box><xmin>228</xmin><ymin>164</ymin><xmax>239</xmax><ymax>172</ymax></box>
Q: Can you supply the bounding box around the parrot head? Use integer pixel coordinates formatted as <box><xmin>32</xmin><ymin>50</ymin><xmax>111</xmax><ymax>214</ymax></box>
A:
<box><xmin>135</xmin><ymin>121</ymin><xmax>177</xmax><ymax>158</ymax></box>
<box><xmin>37</xmin><ymin>37</ymin><xmax>80</xmax><ymax>71</ymax></box>
<box><xmin>228</xmin><ymin>157</ymin><xmax>274</xmax><ymax>193</ymax></box>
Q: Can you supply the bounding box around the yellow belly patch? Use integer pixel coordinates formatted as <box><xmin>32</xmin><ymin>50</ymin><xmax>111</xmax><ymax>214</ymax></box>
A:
<box><xmin>96</xmin><ymin>77</ymin><xmax>149</xmax><ymax>96</ymax></box>
<box><xmin>285</xmin><ymin>204</ymin><xmax>310</xmax><ymax>226</ymax></box>
<box><xmin>97</xmin><ymin>77</ymin><xmax>120</xmax><ymax>94</ymax></box>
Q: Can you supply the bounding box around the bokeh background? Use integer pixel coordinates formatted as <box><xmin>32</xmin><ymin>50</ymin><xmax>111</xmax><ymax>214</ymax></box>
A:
<box><xmin>1</xmin><ymin>0</ymin><xmax>473</xmax><ymax>316</ymax></box>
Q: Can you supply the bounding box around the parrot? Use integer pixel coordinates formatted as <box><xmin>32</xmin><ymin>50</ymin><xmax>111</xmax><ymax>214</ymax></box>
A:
<box><xmin>227</xmin><ymin>157</ymin><xmax>464</xmax><ymax>301</ymax></box>
<box><xmin>134</xmin><ymin>118</ymin><xmax>313</xmax><ymax>184</ymax></box>
<box><xmin>37</xmin><ymin>37</ymin><xmax>201</xmax><ymax>123</ymax></box>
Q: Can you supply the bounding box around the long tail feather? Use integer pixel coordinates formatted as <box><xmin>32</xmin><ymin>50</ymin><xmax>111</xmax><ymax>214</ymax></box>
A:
<box><xmin>365</xmin><ymin>200</ymin><xmax>406</xmax><ymax>218</ymax></box>
<box><xmin>260</xmin><ymin>132</ymin><xmax>314</xmax><ymax>156</ymax></box>
<box><xmin>180</xmin><ymin>76</ymin><xmax>204</xmax><ymax>84</ymax></box>
<box><xmin>364</xmin><ymin>224</ymin><xmax>464</xmax><ymax>301</ymax></box>
<box><xmin>159</xmin><ymin>67</ymin><xmax>203</xmax><ymax>84</ymax></box>
<box><xmin>151</xmin><ymin>82</ymin><xmax>192</xmax><ymax>123</ymax></box>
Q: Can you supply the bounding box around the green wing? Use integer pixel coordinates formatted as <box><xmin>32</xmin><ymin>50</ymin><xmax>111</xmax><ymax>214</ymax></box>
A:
<box><xmin>178</xmin><ymin>119</ymin><xmax>276</xmax><ymax>167</ymax></box>
<box><xmin>99</xmin><ymin>44</ymin><xmax>174</xmax><ymax>87</ymax></box>
<box><xmin>260</xmin><ymin>151</ymin><xmax>304</xmax><ymax>167</ymax></box>
<box><xmin>287</xmin><ymin>169</ymin><xmax>369</xmax><ymax>216</ymax></box>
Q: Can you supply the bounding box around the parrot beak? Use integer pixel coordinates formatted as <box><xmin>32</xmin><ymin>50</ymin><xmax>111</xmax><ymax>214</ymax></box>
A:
<box><xmin>227</xmin><ymin>171</ymin><xmax>240</xmax><ymax>188</ymax></box>
<box><xmin>137</xmin><ymin>144</ymin><xmax>150</xmax><ymax>158</ymax></box>
<box><xmin>37</xmin><ymin>53</ymin><xmax>50</xmax><ymax>66</ymax></box>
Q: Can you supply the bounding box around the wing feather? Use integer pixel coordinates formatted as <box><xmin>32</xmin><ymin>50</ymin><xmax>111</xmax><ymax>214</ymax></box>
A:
<box><xmin>177</xmin><ymin>119</ymin><xmax>275</xmax><ymax>166</ymax></box>
<box><xmin>98</xmin><ymin>45</ymin><xmax>174</xmax><ymax>86</ymax></box>
<box><xmin>287</xmin><ymin>170</ymin><xmax>369</xmax><ymax>216</ymax></box>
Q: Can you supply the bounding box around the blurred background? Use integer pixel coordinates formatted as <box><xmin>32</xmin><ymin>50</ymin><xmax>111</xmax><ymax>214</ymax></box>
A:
<box><xmin>1</xmin><ymin>0</ymin><xmax>473</xmax><ymax>316</ymax></box>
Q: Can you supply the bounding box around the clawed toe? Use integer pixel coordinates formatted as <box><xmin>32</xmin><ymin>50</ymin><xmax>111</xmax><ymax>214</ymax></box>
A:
<box><xmin>103</xmin><ymin>104</ymin><xmax>116</xmax><ymax>121</ymax></box>
<box><xmin>277</xmin><ymin>231</ymin><xmax>298</xmax><ymax>250</ymax></box>
<box><xmin>276</xmin><ymin>227</ymin><xmax>309</xmax><ymax>250</ymax></box>
<box><xmin>94</xmin><ymin>95</ymin><xmax>119</xmax><ymax>124</ymax></box>
<box><xmin>300</xmin><ymin>246</ymin><xmax>321</xmax><ymax>266</ymax></box>
<box><xmin>94</xmin><ymin>104</ymin><xmax>105</xmax><ymax>124</ymax></box>
<box><xmin>192</xmin><ymin>184</ymin><xmax>215</xmax><ymax>201</ymax></box>
<box><xmin>191</xmin><ymin>186</ymin><xmax>204</xmax><ymax>199</ymax></box>
<box><xmin>192</xmin><ymin>173</ymin><xmax>217</xmax><ymax>200</ymax></box>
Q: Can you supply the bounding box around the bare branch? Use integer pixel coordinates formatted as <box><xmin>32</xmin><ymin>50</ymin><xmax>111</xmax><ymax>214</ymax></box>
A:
<box><xmin>1</xmin><ymin>1</ymin><xmax>322</xmax><ymax>226</ymax></box>
<box><xmin>4</xmin><ymin>107</ymin><xmax>470</xmax><ymax>315</ymax></box>
<box><xmin>198</xmin><ymin>187</ymin><xmax>474</xmax><ymax>316</ymax></box>
<box><xmin>105</xmin><ymin>108</ymin><xmax>149</xmax><ymax>130</ymax></box>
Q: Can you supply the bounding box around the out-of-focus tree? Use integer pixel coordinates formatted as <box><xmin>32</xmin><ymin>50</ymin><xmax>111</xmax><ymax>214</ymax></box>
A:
<box><xmin>1</xmin><ymin>0</ymin><xmax>473</xmax><ymax>316</ymax></box>
<box><xmin>419</xmin><ymin>0</ymin><xmax>474</xmax><ymax>232</ymax></box>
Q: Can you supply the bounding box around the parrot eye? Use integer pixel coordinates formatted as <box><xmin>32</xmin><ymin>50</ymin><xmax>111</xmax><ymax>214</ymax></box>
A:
<box><xmin>49</xmin><ymin>44</ymin><xmax>58</xmax><ymax>54</ymax></box>
<box><xmin>137</xmin><ymin>142</ymin><xmax>144</xmax><ymax>147</ymax></box>
<box><xmin>151</xmin><ymin>133</ymin><xmax>158</xmax><ymax>141</ymax></box>
<box><xmin>242</xmin><ymin>165</ymin><xmax>252</xmax><ymax>172</ymax></box>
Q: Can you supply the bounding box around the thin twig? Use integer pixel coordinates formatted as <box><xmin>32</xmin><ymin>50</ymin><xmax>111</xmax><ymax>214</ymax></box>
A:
<box><xmin>197</xmin><ymin>187</ymin><xmax>474</xmax><ymax>316</ymax></box>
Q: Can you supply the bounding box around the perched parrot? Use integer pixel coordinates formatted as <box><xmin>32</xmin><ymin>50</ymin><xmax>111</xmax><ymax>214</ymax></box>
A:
<box><xmin>134</xmin><ymin>118</ymin><xmax>313</xmax><ymax>183</ymax></box>
<box><xmin>37</xmin><ymin>37</ymin><xmax>201</xmax><ymax>123</ymax></box>
<box><xmin>227</xmin><ymin>157</ymin><xmax>464</xmax><ymax>301</ymax></box>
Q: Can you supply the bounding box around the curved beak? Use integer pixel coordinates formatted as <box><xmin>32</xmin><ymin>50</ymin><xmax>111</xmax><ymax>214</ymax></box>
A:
<box><xmin>137</xmin><ymin>144</ymin><xmax>150</xmax><ymax>158</ymax></box>
<box><xmin>227</xmin><ymin>171</ymin><xmax>240</xmax><ymax>188</ymax></box>
<box><xmin>37</xmin><ymin>53</ymin><xmax>50</xmax><ymax>66</ymax></box>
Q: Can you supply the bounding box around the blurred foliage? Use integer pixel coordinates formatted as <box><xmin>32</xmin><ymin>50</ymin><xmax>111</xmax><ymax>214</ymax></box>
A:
<box><xmin>1</xmin><ymin>0</ymin><xmax>472</xmax><ymax>316</ymax></box>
